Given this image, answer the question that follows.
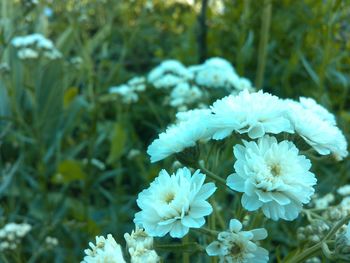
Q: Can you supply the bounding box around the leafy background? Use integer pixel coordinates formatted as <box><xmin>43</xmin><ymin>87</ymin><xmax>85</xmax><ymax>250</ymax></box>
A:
<box><xmin>0</xmin><ymin>0</ymin><xmax>349</xmax><ymax>262</ymax></box>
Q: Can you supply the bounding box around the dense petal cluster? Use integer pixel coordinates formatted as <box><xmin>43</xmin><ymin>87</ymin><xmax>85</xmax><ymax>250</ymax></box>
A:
<box><xmin>211</xmin><ymin>90</ymin><xmax>293</xmax><ymax>139</ymax></box>
<box><xmin>189</xmin><ymin>57</ymin><xmax>253</xmax><ymax>91</ymax></box>
<box><xmin>147</xmin><ymin>109</ymin><xmax>215</xmax><ymax>162</ymax></box>
<box><xmin>147</xmin><ymin>89</ymin><xmax>348</xmax><ymax>162</ymax></box>
<box><xmin>124</xmin><ymin>227</ymin><xmax>159</xmax><ymax>263</ymax></box>
<box><xmin>134</xmin><ymin>167</ymin><xmax>216</xmax><ymax>238</ymax></box>
<box><xmin>227</xmin><ymin>136</ymin><xmax>317</xmax><ymax>221</ymax></box>
<box><xmin>82</xmin><ymin>234</ymin><xmax>125</xmax><ymax>263</ymax></box>
<box><xmin>11</xmin><ymin>33</ymin><xmax>62</xmax><ymax>60</ymax></box>
<box><xmin>148</xmin><ymin>60</ymin><xmax>193</xmax><ymax>89</ymax></box>
<box><xmin>285</xmin><ymin>99</ymin><xmax>348</xmax><ymax>160</ymax></box>
<box><xmin>206</xmin><ymin>219</ymin><xmax>269</xmax><ymax>263</ymax></box>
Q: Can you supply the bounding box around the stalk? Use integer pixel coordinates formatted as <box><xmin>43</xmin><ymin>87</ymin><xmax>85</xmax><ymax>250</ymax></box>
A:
<box><xmin>255</xmin><ymin>0</ymin><xmax>272</xmax><ymax>89</ymax></box>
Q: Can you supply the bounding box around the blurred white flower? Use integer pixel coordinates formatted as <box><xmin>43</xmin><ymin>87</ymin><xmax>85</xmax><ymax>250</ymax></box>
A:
<box><xmin>313</xmin><ymin>193</ymin><xmax>335</xmax><ymax>209</ymax></box>
<box><xmin>124</xmin><ymin>227</ymin><xmax>159</xmax><ymax>263</ymax></box>
<box><xmin>0</xmin><ymin>222</ymin><xmax>31</xmax><ymax>251</ymax></box>
<box><xmin>206</xmin><ymin>218</ymin><xmax>269</xmax><ymax>263</ymax></box>
<box><xmin>147</xmin><ymin>110</ymin><xmax>214</xmax><ymax>162</ymax></box>
<box><xmin>109</xmin><ymin>84</ymin><xmax>139</xmax><ymax>104</ymax></box>
<box><xmin>286</xmin><ymin>99</ymin><xmax>348</xmax><ymax>160</ymax></box>
<box><xmin>169</xmin><ymin>82</ymin><xmax>203</xmax><ymax>108</ymax></box>
<box><xmin>45</xmin><ymin>236</ymin><xmax>59</xmax><ymax>248</ymax></box>
<box><xmin>338</xmin><ymin>185</ymin><xmax>350</xmax><ymax>196</ymax></box>
<box><xmin>128</xmin><ymin>76</ymin><xmax>147</xmax><ymax>91</ymax></box>
<box><xmin>17</xmin><ymin>48</ymin><xmax>39</xmax><ymax>60</ymax></box>
<box><xmin>134</xmin><ymin>167</ymin><xmax>216</xmax><ymax>238</ymax></box>
<box><xmin>227</xmin><ymin>136</ymin><xmax>317</xmax><ymax>221</ymax></box>
<box><xmin>82</xmin><ymin>234</ymin><xmax>125</xmax><ymax>263</ymax></box>
<box><xmin>211</xmin><ymin>90</ymin><xmax>293</xmax><ymax>140</ymax></box>
<box><xmin>148</xmin><ymin>60</ymin><xmax>193</xmax><ymax>89</ymax></box>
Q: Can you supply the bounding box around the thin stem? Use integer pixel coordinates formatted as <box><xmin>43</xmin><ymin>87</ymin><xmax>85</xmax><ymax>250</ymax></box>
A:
<box><xmin>182</xmin><ymin>235</ymin><xmax>190</xmax><ymax>263</ymax></box>
<box><xmin>198</xmin><ymin>163</ymin><xmax>227</xmax><ymax>187</ymax></box>
<box><xmin>255</xmin><ymin>0</ymin><xmax>272</xmax><ymax>89</ymax></box>
<box><xmin>286</xmin><ymin>214</ymin><xmax>350</xmax><ymax>263</ymax></box>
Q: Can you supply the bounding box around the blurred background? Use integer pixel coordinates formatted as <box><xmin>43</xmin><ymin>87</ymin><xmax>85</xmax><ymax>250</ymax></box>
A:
<box><xmin>0</xmin><ymin>0</ymin><xmax>349</xmax><ymax>262</ymax></box>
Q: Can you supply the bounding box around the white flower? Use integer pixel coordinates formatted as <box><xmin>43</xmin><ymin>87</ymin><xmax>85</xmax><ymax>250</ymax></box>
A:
<box><xmin>128</xmin><ymin>76</ymin><xmax>146</xmax><ymax>91</ymax></box>
<box><xmin>45</xmin><ymin>236</ymin><xmax>59</xmax><ymax>247</ymax></box>
<box><xmin>109</xmin><ymin>84</ymin><xmax>139</xmax><ymax>103</ymax></box>
<box><xmin>169</xmin><ymin>82</ymin><xmax>203</xmax><ymax>107</ymax></box>
<box><xmin>299</xmin><ymin>97</ymin><xmax>336</xmax><ymax>125</ymax></box>
<box><xmin>232</xmin><ymin>77</ymin><xmax>255</xmax><ymax>92</ymax></box>
<box><xmin>82</xmin><ymin>234</ymin><xmax>125</xmax><ymax>263</ymax></box>
<box><xmin>338</xmin><ymin>185</ymin><xmax>350</xmax><ymax>196</ymax></box>
<box><xmin>190</xmin><ymin>58</ymin><xmax>239</xmax><ymax>90</ymax></box>
<box><xmin>134</xmin><ymin>167</ymin><xmax>216</xmax><ymax>238</ymax></box>
<box><xmin>313</xmin><ymin>193</ymin><xmax>335</xmax><ymax>209</ymax></box>
<box><xmin>0</xmin><ymin>223</ymin><xmax>31</xmax><ymax>251</ymax></box>
<box><xmin>148</xmin><ymin>60</ymin><xmax>193</xmax><ymax>89</ymax></box>
<box><xmin>17</xmin><ymin>48</ymin><xmax>39</xmax><ymax>59</ymax></box>
<box><xmin>147</xmin><ymin>110</ymin><xmax>215</xmax><ymax>162</ymax></box>
<box><xmin>206</xmin><ymin>218</ymin><xmax>269</xmax><ymax>263</ymax></box>
<box><xmin>340</xmin><ymin>197</ymin><xmax>350</xmax><ymax>213</ymax></box>
<box><xmin>286</xmin><ymin>99</ymin><xmax>348</xmax><ymax>160</ymax></box>
<box><xmin>211</xmin><ymin>90</ymin><xmax>293</xmax><ymax>140</ymax></box>
<box><xmin>124</xmin><ymin>227</ymin><xmax>159</xmax><ymax>263</ymax></box>
<box><xmin>227</xmin><ymin>136</ymin><xmax>317</xmax><ymax>221</ymax></box>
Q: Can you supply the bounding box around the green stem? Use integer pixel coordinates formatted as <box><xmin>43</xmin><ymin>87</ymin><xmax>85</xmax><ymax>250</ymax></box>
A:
<box><xmin>255</xmin><ymin>0</ymin><xmax>272</xmax><ymax>89</ymax></box>
<box><xmin>198</xmin><ymin>163</ymin><xmax>227</xmax><ymax>187</ymax></box>
<box><xmin>182</xmin><ymin>235</ymin><xmax>190</xmax><ymax>263</ymax></box>
<box><xmin>286</xmin><ymin>214</ymin><xmax>350</xmax><ymax>263</ymax></box>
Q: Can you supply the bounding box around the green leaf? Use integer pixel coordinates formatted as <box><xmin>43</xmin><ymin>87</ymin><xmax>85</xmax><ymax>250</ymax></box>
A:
<box><xmin>107</xmin><ymin>123</ymin><xmax>126</xmax><ymax>165</ymax></box>
<box><xmin>52</xmin><ymin>160</ymin><xmax>86</xmax><ymax>184</ymax></box>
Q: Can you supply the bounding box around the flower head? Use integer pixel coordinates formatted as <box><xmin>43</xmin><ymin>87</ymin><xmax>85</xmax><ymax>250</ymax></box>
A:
<box><xmin>148</xmin><ymin>60</ymin><xmax>193</xmax><ymax>89</ymax></box>
<box><xmin>147</xmin><ymin>110</ymin><xmax>215</xmax><ymax>162</ymax></box>
<box><xmin>285</xmin><ymin>99</ymin><xmax>348</xmax><ymax>160</ymax></box>
<box><xmin>134</xmin><ymin>167</ymin><xmax>216</xmax><ymax>238</ymax></box>
<box><xmin>227</xmin><ymin>135</ymin><xmax>317</xmax><ymax>221</ymax></box>
<box><xmin>82</xmin><ymin>234</ymin><xmax>125</xmax><ymax>263</ymax></box>
<box><xmin>206</xmin><ymin>218</ymin><xmax>269</xmax><ymax>263</ymax></box>
<box><xmin>124</xmin><ymin>227</ymin><xmax>159</xmax><ymax>263</ymax></box>
<box><xmin>211</xmin><ymin>90</ymin><xmax>293</xmax><ymax>140</ymax></box>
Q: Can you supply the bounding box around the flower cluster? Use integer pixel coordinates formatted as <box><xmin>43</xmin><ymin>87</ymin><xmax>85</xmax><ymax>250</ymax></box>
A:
<box><xmin>124</xmin><ymin>227</ymin><xmax>159</xmax><ymax>263</ymax></box>
<box><xmin>189</xmin><ymin>57</ymin><xmax>254</xmax><ymax>91</ymax></box>
<box><xmin>82</xmin><ymin>234</ymin><xmax>126</xmax><ymax>263</ymax></box>
<box><xmin>11</xmin><ymin>33</ymin><xmax>62</xmax><ymax>60</ymax></box>
<box><xmin>109</xmin><ymin>76</ymin><xmax>146</xmax><ymax>104</ymax></box>
<box><xmin>227</xmin><ymin>136</ymin><xmax>317</xmax><ymax>221</ymax></box>
<box><xmin>206</xmin><ymin>218</ymin><xmax>269</xmax><ymax>263</ymax></box>
<box><xmin>0</xmin><ymin>222</ymin><xmax>31</xmax><ymax>251</ymax></box>
<box><xmin>109</xmin><ymin>57</ymin><xmax>253</xmax><ymax>109</ymax></box>
<box><xmin>134</xmin><ymin>167</ymin><xmax>216</xmax><ymax>238</ymax></box>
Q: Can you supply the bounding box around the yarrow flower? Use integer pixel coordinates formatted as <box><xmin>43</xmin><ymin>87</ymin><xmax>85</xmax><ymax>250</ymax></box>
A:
<box><xmin>147</xmin><ymin>109</ymin><xmax>215</xmax><ymax>162</ymax></box>
<box><xmin>169</xmin><ymin>82</ymin><xmax>203</xmax><ymax>108</ymax></box>
<box><xmin>11</xmin><ymin>33</ymin><xmax>62</xmax><ymax>60</ymax></box>
<box><xmin>338</xmin><ymin>185</ymin><xmax>350</xmax><ymax>196</ymax></box>
<box><xmin>206</xmin><ymin>218</ymin><xmax>269</xmax><ymax>263</ymax></box>
<box><xmin>285</xmin><ymin>99</ymin><xmax>348</xmax><ymax>160</ymax></box>
<box><xmin>82</xmin><ymin>234</ymin><xmax>125</xmax><ymax>263</ymax></box>
<box><xmin>227</xmin><ymin>136</ymin><xmax>317</xmax><ymax>221</ymax></box>
<box><xmin>148</xmin><ymin>60</ymin><xmax>193</xmax><ymax>89</ymax></box>
<box><xmin>0</xmin><ymin>222</ymin><xmax>31</xmax><ymax>251</ymax></box>
<box><xmin>211</xmin><ymin>90</ymin><xmax>293</xmax><ymax>140</ymax></box>
<box><xmin>134</xmin><ymin>167</ymin><xmax>216</xmax><ymax>238</ymax></box>
<box><xmin>124</xmin><ymin>227</ymin><xmax>159</xmax><ymax>263</ymax></box>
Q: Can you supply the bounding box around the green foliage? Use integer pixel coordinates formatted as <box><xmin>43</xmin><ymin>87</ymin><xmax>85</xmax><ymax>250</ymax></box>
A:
<box><xmin>0</xmin><ymin>0</ymin><xmax>349</xmax><ymax>262</ymax></box>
